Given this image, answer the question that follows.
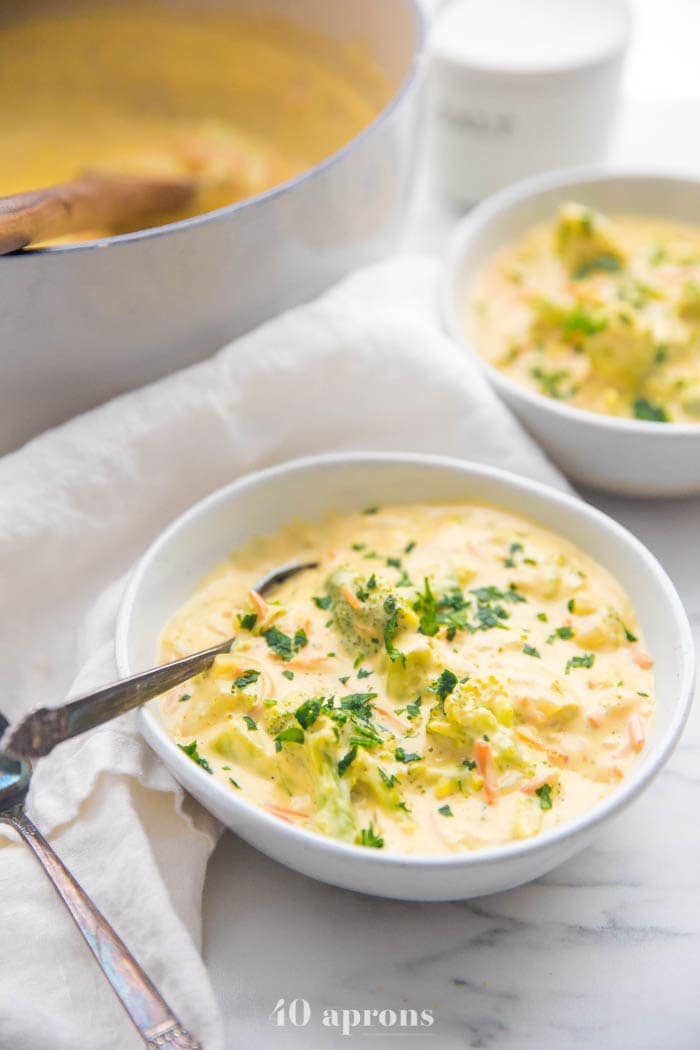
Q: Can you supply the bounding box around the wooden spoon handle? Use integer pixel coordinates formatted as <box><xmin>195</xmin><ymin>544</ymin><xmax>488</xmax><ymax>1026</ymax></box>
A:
<box><xmin>0</xmin><ymin>172</ymin><xmax>195</xmax><ymax>253</ymax></box>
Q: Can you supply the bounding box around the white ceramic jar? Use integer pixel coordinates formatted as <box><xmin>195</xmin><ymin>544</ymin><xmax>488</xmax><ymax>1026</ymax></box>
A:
<box><xmin>428</xmin><ymin>0</ymin><xmax>631</xmax><ymax>205</ymax></box>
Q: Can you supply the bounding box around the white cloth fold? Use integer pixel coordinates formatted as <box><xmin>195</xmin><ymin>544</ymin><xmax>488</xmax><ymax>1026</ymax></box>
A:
<box><xmin>0</xmin><ymin>254</ymin><xmax>565</xmax><ymax>1049</ymax></box>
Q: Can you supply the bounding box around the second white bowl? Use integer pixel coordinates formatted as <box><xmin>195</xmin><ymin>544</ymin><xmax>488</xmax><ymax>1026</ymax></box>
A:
<box><xmin>442</xmin><ymin>168</ymin><xmax>700</xmax><ymax>496</ymax></box>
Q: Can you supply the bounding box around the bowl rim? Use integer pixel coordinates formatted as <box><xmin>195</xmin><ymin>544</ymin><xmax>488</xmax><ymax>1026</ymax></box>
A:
<box><xmin>9</xmin><ymin>0</ymin><xmax>425</xmax><ymax>260</ymax></box>
<box><xmin>441</xmin><ymin>164</ymin><xmax>700</xmax><ymax>438</ymax></box>
<box><xmin>115</xmin><ymin>450</ymin><xmax>695</xmax><ymax>871</ymax></box>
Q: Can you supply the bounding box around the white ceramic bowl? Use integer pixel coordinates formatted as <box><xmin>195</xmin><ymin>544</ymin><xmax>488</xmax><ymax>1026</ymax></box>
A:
<box><xmin>116</xmin><ymin>452</ymin><xmax>694</xmax><ymax>900</ymax></box>
<box><xmin>442</xmin><ymin>168</ymin><xmax>700</xmax><ymax>496</ymax></box>
<box><xmin>0</xmin><ymin>0</ymin><xmax>424</xmax><ymax>454</ymax></box>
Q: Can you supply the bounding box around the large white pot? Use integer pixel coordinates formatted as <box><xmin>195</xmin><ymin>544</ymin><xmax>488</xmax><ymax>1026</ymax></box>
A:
<box><xmin>0</xmin><ymin>0</ymin><xmax>424</xmax><ymax>453</ymax></box>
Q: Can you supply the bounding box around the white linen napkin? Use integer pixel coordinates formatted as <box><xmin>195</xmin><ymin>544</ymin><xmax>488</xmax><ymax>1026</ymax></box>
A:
<box><xmin>0</xmin><ymin>254</ymin><xmax>565</xmax><ymax>1049</ymax></box>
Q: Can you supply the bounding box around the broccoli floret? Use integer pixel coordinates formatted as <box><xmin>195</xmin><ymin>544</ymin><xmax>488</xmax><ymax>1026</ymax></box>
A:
<box><xmin>327</xmin><ymin>568</ymin><xmax>415</xmax><ymax>658</ymax></box>
<box><xmin>555</xmin><ymin>203</ymin><xmax>626</xmax><ymax>275</ymax></box>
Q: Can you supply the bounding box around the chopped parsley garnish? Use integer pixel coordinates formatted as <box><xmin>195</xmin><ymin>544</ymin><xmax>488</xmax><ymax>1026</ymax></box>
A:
<box><xmin>233</xmin><ymin>669</ymin><xmax>260</xmax><ymax>690</ymax></box>
<box><xmin>363</xmin><ymin>506</ymin><xmax>379</xmax><ymax>515</ymax></box>
<box><xmin>238</xmin><ymin>612</ymin><xmax>258</xmax><ymax>631</ymax></box>
<box><xmin>386</xmin><ymin>556</ymin><xmax>402</xmax><ymax>569</ymax></box>
<box><xmin>263</xmin><ymin>625</ymin><xmax>308</xmax><ymax>662</ymax></box>
<box><xmin>633</xmin><ymin>397</ymin><xmax>668</xmax><ymax>423</ymax></box>
<box><xmin>438</xmin><ymin>804</ymin><xmax>453</xmax><ymax>817</ymax></box>
<box><xmin>243</xmin><ymin>715</ymin><xmax>258</xmax><ymax>731</ymax></box>
<box><xmin>379</xmin><ymin>768</ymin><xmax>398</xmax><ymax>789</ymax></box>
<box><xmin>357</xmin><ymin>823</ymin><xmax>384</xmax><ymax>848</ymax></box>
<box><xmin>357</xmin><ymin>667</ymin><xmax>373</xmax><ymax>679</ymax></box>
<box><xmin>406</xmin><ymin>696</ymin><xmax>422</xmax><ymax>720</ymax></box>
<box><xmin>572</xmin><ymin>253</ymin><xmax>622</xmax><ymax>280</ymax></box>
<box><xmin>566</xmin><ymin>653</ymin><xmax>595</xmax><ymax>674</ymax></box>
<box><xmin>462</xmin><ymin>758</ymin><xmax>477</xmax><ymax>770</ymax></box>
<box><xmin>295</xmin><ymin>698</ymin><xmax>322</xmax><ymax>729</ymax></box>
<box><xmin>522</xmin><ymin>643</ymin><xmax>541</xmax><ymax>659</ymax></box>
<box><xmin>178</xmin><ymin>693</ymin><xmax>191</xmax><ymax>703</ymax></box>
<box><xmin>415</xmin><ymin>577</ymin><xmax>439</xmax><ymax>637</ymax></box>
<box><xmin>531</xmin><ymin>366</ymin><xmax>574</xmax><ymax>400</ymax></box>
<box><xmin>338</xmin><ymin>746</ymin><xmax>358</xmax><ymax>775</ymax></box>
<box><xmin>313</xmin><ymin>594</ymin><xmax>332</xmax><ymax>610</ymax></box>
<box><xmin>275</xmin><ymin>726</ymin><xmax>305</xmax><ymax>750</ymax></box>
<box><xmin>567</xmin><ymin>598</ymin><xmax>576</xmax><ymax>613</ymax></box>
<box><xmin>228</xmin><ymin>776</ymin><xmax>241</xmax><ymax>789</ymax></box>
<box><xmin>282</xmin><ymin>669</ymin><xmax>295</xmax><ymax>680</ymax></box>
<box><xmin>404</xmin><ymin>540</ymin><xmax>416</xmax><ymax>554</ymax></box>
<box><xmin>340</xmin><ymin>692</ymin><xmax>377</xmax><ymax>720</ymax></box>
<box><xmin>383</xmin><ymin>595</ymin><xmax>405</xmax><ymax>666</ymax></box>
<box><xmin>396</xmin><ymin>569</ymin><xmax>413</xmax><ymax>588</ymax></box>
<box><xmin>338</xmin><ymin>675</ymin><xmax>350</xmax><ymax>685</ymax></box>
<box><xmin>395</xmin><ymin>747</ymin><xmax>421</xmax><ymax>764</ymax></box>
<box><xmin>555</xmin><ymin>626</ymin><xmax>574</xmax><ymax>640</ymax></box>
<box><xmin>620</xmin><ymin>621</ymin><xmax>638</xmax><ymax>643</ymax></box>
<box><xmin>432</xmin><ymin>669</ymin><xmax>458</xmax><ymax>701</ymax></box>
<box><xmin>535</xmin><ymin>783</ymin><xmax>553</xmax><ymax>810</ymax></box>
<box><xmin>536</xmin><ymin>612</ymin><xmax>548</xmax><ymax>622</ymax></box>
<box><xmin>178</xmin><ymin>740</ymin><xmax>213</xmax><ymax>774</ymax></box>
<box><xmin>351</xmin><ymin>542</ymin><xmax>366</xmax><ymax>551</ymax></box>
<box><xmin>349</xmin><ymin>722</ymin><xmax>383</xmax><ymax>749</ymax></box>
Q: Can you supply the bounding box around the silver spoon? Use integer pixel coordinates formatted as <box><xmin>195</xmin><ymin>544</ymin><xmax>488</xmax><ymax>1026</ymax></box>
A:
<box><xmin>0</xmin><ymin>560</ymin><xmax>314</xmax><ymax>1046</ymax></box>
<box><xmin>0</xmin><ymin>716</ymin><xmax>200</xmax><ymax>1048</ymax></box>
<box><xmin>4</xmin><ymin>559</ymin><xmax>317</xmax><ymax>760</ymax></box>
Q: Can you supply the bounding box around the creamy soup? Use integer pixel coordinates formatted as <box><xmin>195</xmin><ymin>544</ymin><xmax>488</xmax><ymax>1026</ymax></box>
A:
<box><xmin>0</xmin><ymin>5</ymin><xmax>388</xmax><ymax>242</ymax></box>
<box><xmin>160</xmin><ymin>503</ymin><xmax>654</xmax><ymax>855</ymax></box>
<box><xmin>469</xmin><ymin>203</ymin><xmax>700</xmax><ymax>423</ymax></box>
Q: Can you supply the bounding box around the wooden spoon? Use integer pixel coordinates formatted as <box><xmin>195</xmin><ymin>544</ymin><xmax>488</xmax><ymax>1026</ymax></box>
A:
<box><xmin>0</xmin><ymin>171</ymin><xmax>196</xmax><ymax>253</ymax></box>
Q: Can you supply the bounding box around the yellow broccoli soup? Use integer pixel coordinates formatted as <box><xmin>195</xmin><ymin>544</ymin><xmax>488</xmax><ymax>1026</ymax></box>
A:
<box><xmin>469</xmin><ymin>203</ymin><xmax>700</xmax><ymax>423</ymax></box>
<box><xmin>160</xmin><ymin>503</ymin><xmax>654</xmax><ymax>855</ymax></box>
<box><xmin>0</xmin><ymin>5</ymin><xmax>388</xmax><ymax>242</ymax></box>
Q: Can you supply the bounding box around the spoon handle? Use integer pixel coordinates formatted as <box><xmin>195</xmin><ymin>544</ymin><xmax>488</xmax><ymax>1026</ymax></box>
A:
<box><xmin>4</xmin><ymin>638</ymin><xmax>234</xmax><ymax>759</ymax></box>
<box><xmin>3</xmin><ymin>807</ymin><xmax>201</xmax><ymax>1048</ymax></box>
<box><xmin>0</xmin><ymin>173</ymin><xmax>194</xmax><ymax>254</ymax></box>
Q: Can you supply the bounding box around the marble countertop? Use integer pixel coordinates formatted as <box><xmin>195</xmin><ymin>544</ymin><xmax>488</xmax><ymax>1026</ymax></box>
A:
<box><xmin>202</xmin><ymin>6</ymin><xmax>700</xmax><ymax>1044</ymax></box>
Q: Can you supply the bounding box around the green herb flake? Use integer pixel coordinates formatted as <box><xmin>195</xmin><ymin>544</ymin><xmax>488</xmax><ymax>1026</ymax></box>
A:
<box><xmin>633</xmin><ymin>397</ymin><xmax>668</xmax><ymax>423</ymax></box>
<box><xmin>243</xmin><ymin>715</ymin><xmax>258</xmax><ymax>732</ymax></box>
<box><xmin>275</xmin><ymin>726</ymin><xmax>305</xmax><ymax>749</ymax></box>
<box><xmin>395</xmin><ymin>747</ymin><xmax>422</xmax><ymax>764</ymax></box>
<box><xmin>282</xmin><ymin>669</ymin><xmax>295</xmax><ymax>681</ymax></box>
<box><xmin>566</xmin><ymin>653</ymin><xmax>595</xmax><ymax>674</ymax></box>
<box><xmin>338</xmin><ymin>746</ymin><xmax>358</xmax><ymax>776</ymax></box>
<box><xmin>438</xmin><ymin>804</ymin><xmax>453</xmax><ymax>817</ymax></box>
<box><xmin>228</xmin><ymin>776</ymin><xmax>241</xmax><ymax>789</ymax></box>
<box><xmin>432</xmin><ymin>669</ymin><xmax>458</xmax><ymax>701</ymax></box>
<box><xmin>536</xmin><ymin>612</ymin><xmax>548</xmax><ymax>622</ymax></box>
<box><xmin>379</xmin><ymin>768</ymin><xmax>398</xmax><ymax>789</ymax></box>
<box><xmin>555</xmin><ymin>626</ymin><xmax>574</xmax><ymax>640</ymax></box>
<box><xmin>313</xmin><ymin>594</ymin><xmax>332</xmax><ymax>610</ymax></box>
<box><xmin>572</xmin><ymin>253</ymin><xmax>622</xmax><ymax>280</ymax></box>
<box><xmin>295</xmin><ymin>698</ymin><xmax>322</xmax><ymax>729</ymax></box>
<box><xmin>383</xmin><ymin>595</ymin><xmax>405</xmax><ymax>666</ymax></box>
<box><xmin>357</xmin><ymin>823</ymin><xmax>384</xmax><ymax>848</ymax></box>
<box><xmin>535</xmin><ymin>783</ymin><xmax>553</xmax><ymax>810</ymax></box>
<box><xmin>406</xmin><ymin>696</ymin><xmax>422</xmax><ymax>720</ymax></box>
<box><xmin>263</xmin><ymin>625</ymin><xmax>307</xmax><ymax>662</ymax></box>
<box><xmin>178</xmin><ymin>740</ymin><xmax>213</xmax><ymax>775</ymax></box>
<box><xmin>404</xmin><ymin>540</ymin><xmax>417</xmax><ymax>554</ymax></box>
<box><xmin>178</xmin><ymin>693</ymin><xmax>191</xmax><ymax>703</ymax></box>
<box><xmin>363</xmin><ymin>506</ymin><xmax>379</xmax><ymax>515</ymax></box>
<box><xmin>522</xmin><ymin>643</ymin><xmax>541</xmax><ymax>659</ymax></box>
<box><xmin>233</xmin><ymin>669</ymin><xmax>260</xmax><ymax>690</ymax></box>
<box><xmin>238</xmin><ymin>612</ymin><xmax>258</xmax><ymax>631</ymax></box>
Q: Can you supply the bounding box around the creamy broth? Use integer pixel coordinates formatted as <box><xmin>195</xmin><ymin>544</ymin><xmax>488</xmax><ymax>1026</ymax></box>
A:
<box><xmin>469</xmin><ymin>204</ymin><xmax>700</xmax><ymax>423</ymax></box>
<box><xmin>160</xmin><ymin>503</ymin><xmax>654</xmax><ymax>855</ymax></box>
<box><xmin>0</xmin><ymin>5</ymin><xmax>388</xmax><ymax>242</ymax></box>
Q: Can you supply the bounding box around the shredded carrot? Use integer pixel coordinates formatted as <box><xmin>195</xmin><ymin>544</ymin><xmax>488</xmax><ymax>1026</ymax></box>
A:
<box><xmin>375</xmin><ymin>704</ymin><xmax>409</xmax><ymax>732</ymax></box>
<box><xmin>249</xmin><ymin>588</ymin><xmax>272</xmax><ymax>624</ymax></box>
<box><xmin>515</xmin><ymin>726</ymin><xmax>569</xmax><ymax>766</ymax></box>
<box><xmin>354</xmin><ymin>621</ymin><xmax>378</xmax><ymax>639</ymax></box>
<box><xmin>520</xmin><ymin>770</ymin><xmax>560</xmax><ymax>794</ymax></box>
<box><xmin>266</xmin><ymin>803</ymin><xmax>310</xmax><ymax>824</ymax></box>
<box><xmin>340</xmin><ymin>584</ymin><xmax>361</xmax><ymax>610</ymax></box>
<box><xmin>586</xmin><ymin>708</ymin><xmax>606</xmax><ymax>728</ymax></box>
<box><xmin>475</xmin><ymin>739</ymin><xmax>498</xmax><ymax>805</ymax></box>
<box><xmin>287</xmin><ymin>651</ymin><xmax>328</xmax><ymax>670</ymax></box>
<box><xmin>260</xmin><ymin>670</ymin><xmax>275</xmax><ymax>699</ymax></box>
<box><xmin>627</xmin><ymin>713</ymin><xmax>646</xmax><ymax>752</ymax></box>
<box><xmin>629</xmin><ymin>646</ymin><xmax>653</xmax><ymax>670</ymax></box>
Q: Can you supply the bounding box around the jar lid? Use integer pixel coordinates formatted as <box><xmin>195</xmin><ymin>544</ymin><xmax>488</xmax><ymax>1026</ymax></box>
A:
<box><xmin>431</xmin><ymin>0</ymin><xmax>631</xmax><ymax>78</ymax></box>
